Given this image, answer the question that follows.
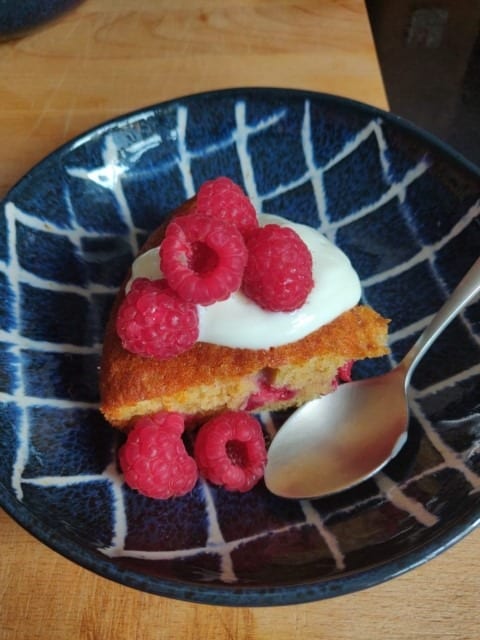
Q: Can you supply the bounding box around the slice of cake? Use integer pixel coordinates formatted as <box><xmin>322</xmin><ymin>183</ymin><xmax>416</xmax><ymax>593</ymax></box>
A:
<box><xmin>100</xmin><ymin>178</ymin><xmax>389</xmax><ymax>430</ymax></box>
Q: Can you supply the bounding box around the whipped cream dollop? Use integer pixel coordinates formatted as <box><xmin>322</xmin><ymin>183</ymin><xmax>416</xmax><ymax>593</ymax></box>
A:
<box><xmin>126</xmin><ymin>214</ymin><xmax>361</xmax><ymax>349</ymax></box>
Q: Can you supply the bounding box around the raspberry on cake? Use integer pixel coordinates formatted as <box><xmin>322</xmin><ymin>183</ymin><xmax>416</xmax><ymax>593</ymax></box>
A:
<box><xmin>100</xmin><ymin>177</ymin><xmax>390</xmax><ymax>430</ymax></box>
<box><xmin>242</xmin><ymin>224</ymin><xmax>314</xmax><ymax>312</ymax></box>
<box><xmin>160</xmin><ymin>212</ymin><xmax>248</xmax><ymax>305</ymax></box>
<box><xmin>116</xmin><ymin>278</ymin><xmax>199</xmax><ymax>359</ymax></box>
<box><xmin>195</xmin><ymin>176</ymin><xmax>258</xmax><ymax>237</ymax></box>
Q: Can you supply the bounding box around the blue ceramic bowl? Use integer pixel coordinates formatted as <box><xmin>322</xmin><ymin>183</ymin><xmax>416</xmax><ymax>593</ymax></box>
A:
<box><xmin>0</xmin><ymin>88</ymin><xmax>479</xmax><ymax>606</ymax></box>
<box><xmin>0</xmin><ymin>0</ymin><xmax>83</xmax><ymax>38</ymax></box>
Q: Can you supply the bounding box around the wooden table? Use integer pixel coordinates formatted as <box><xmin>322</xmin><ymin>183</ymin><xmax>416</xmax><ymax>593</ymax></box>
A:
<box><xmin>0</xmin><ymin>2</ymin><xmax>478</xmax><ymax>638</ymax></box>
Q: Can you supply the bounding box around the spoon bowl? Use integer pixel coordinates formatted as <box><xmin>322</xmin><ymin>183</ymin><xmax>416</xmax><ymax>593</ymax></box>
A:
<box><xmin>265</xmin><ymin>368</ymin><xmax>409</xmax><ymax>498</ymax></box>
<box><xmin>265</xmin><ymin>257</ymin><xmax>480</xmax><ymax>499</ymax></box>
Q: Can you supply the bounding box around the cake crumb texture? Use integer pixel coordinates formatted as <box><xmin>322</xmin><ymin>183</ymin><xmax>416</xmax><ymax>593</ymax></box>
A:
<box><xmin>100</xmin><ymin>304</ymin><xmax>389</xmax><ymax>428</ymax></box>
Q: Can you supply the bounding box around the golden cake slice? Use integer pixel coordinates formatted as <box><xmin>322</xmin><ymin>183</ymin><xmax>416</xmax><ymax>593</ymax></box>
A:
<box><xmin>99</xmin><ymin>188</ymin><xmax>389</xmax><ymax>431</ymax></box>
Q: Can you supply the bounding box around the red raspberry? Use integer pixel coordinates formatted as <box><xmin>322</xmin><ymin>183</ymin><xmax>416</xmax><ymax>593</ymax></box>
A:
<box><xmin>331</xmin><ymin>360</ymin><xmax>355</xmax><ymax>390</ymax></box>
<box><xmin>118</xmin><ymin>412</ymin><xmax>198</xmax><ymax>499</ymax></box>
<box><xmin>116</xmin><ymin>277</ymin><xmax>199</xmax><ymax>359</ymax></box>
<box><xmin>241</xmin><ymin>224</ymin><xmax>314</xmax><ymax>312</ymax></box>
<box><xmin>160</xmin><ymin>213</ymin><xmax>248</xmax><ymax>305</ymax></box>
<box><xmin>194</xmin><ymin>411</ymin><xmax>267</xmax><ymax>492</ymax></box>
<box><xmin>337</xmin><ymin>359</ymin><xmax>354</xmax><ymax>382</ymax></box>
<box><xmin>195</xmin><ymin>177</ymin><xmax>258</xmax><ymax>237</ymax></box>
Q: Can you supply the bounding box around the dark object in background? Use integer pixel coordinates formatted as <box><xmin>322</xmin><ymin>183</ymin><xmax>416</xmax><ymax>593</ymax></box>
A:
<box><xmin>366</xmin><ymin>0</ymin><xmax>480</xmax><ymax>167</ymax></box>
<box><xmin>0</xmin><ymin>0</ymin><xmax>84</xmax><ymax>39</ymax></box>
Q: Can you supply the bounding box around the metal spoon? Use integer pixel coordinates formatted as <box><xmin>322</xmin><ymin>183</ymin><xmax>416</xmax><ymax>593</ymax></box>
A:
<box><xmin>264</xmin><ymin>257</ymin><xmax>480</xmax><ymax>499</ymax></box>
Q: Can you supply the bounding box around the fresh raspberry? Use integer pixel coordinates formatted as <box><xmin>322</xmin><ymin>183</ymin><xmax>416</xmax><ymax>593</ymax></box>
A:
<box><xmin>118</xmin><ymin>412</ymin><xmax>198</xmax><ymax>499</ymax></box>
<box><xmin>194</xmin><ymin>411</ymin><xmax>267</xmax><ymax>492</ymax></box>
<box><xmin>241</xmin><ymin>224</ymin><xmax>314</xmax><ymax>311</ymax></box>
<box><xmin>195</xmin><ymin>177</ymin><xmax>258</xmax><ymax>237</ymax></box>
<box><xmin>116</xmin><ymin>277</ymin><xmax>199</xmax><ymax>359</ymax></box>
<box><xmin>160</xmin><ymin>213</ymin><xmax>248</xmax><ymax>305</ymax></box>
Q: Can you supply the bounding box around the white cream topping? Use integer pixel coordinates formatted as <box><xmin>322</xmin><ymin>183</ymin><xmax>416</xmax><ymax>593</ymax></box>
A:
<box><xmin>126</xmin><ymin>214</ymin><xmax>361</xmax><ymax>349</ymax></box>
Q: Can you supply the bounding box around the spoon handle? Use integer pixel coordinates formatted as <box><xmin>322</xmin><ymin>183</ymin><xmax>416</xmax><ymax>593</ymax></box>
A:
<box><xmin>402</xmin><ymin>257</ymin><xmax>480</xmax><ymax>386</ymax></box>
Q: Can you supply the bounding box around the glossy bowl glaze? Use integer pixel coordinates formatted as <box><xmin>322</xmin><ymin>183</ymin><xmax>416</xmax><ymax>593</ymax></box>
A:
<box><xmin>0</xmin><ymin>88</ymin><xmax>479</xmax><ymax>606</ymax></box>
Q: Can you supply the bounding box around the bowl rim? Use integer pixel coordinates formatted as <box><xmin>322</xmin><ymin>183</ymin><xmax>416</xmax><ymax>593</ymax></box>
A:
<box><xmin>3</xmin><ymin>87</ymin><xmax>480</xmax><ymax>204</ymax></box>
<box><xmin>1</xmin><ymin>480</ymin><xmax>479</xmax><ymax>606</ymax></box>
<box><xmin>1</xmin><ymin>86</ymin><xmax>479</xmax><ymax>606</ymax></box>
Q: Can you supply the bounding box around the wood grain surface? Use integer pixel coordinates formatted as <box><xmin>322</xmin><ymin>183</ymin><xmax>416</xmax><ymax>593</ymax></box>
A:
<box><xmin>0</xmin><ymin>2</ymin><xmax>478</xmax><ymax>639</ymax></box>
<box><xmin>1</xmin><ymin>510</ymin><xmax>479</xmax><ymax>640</ymax></box>
<box><xmin>0</xmin><ymin>0</ymin><xmax>387</xmax><ymax>199</ymax></box>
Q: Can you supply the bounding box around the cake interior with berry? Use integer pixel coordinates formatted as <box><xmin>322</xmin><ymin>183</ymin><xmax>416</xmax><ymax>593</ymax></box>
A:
<box><xmin>100</xmin><ymin>178</ymin><xmax>389</xmax><ymax>430</ymax></box>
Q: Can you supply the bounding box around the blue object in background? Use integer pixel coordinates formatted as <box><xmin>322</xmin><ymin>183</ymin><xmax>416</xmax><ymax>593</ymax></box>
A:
<box><xmin>0</xmin><ymin>0</ymin><xmax>84</xmax><ymax>38</ymax></box>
